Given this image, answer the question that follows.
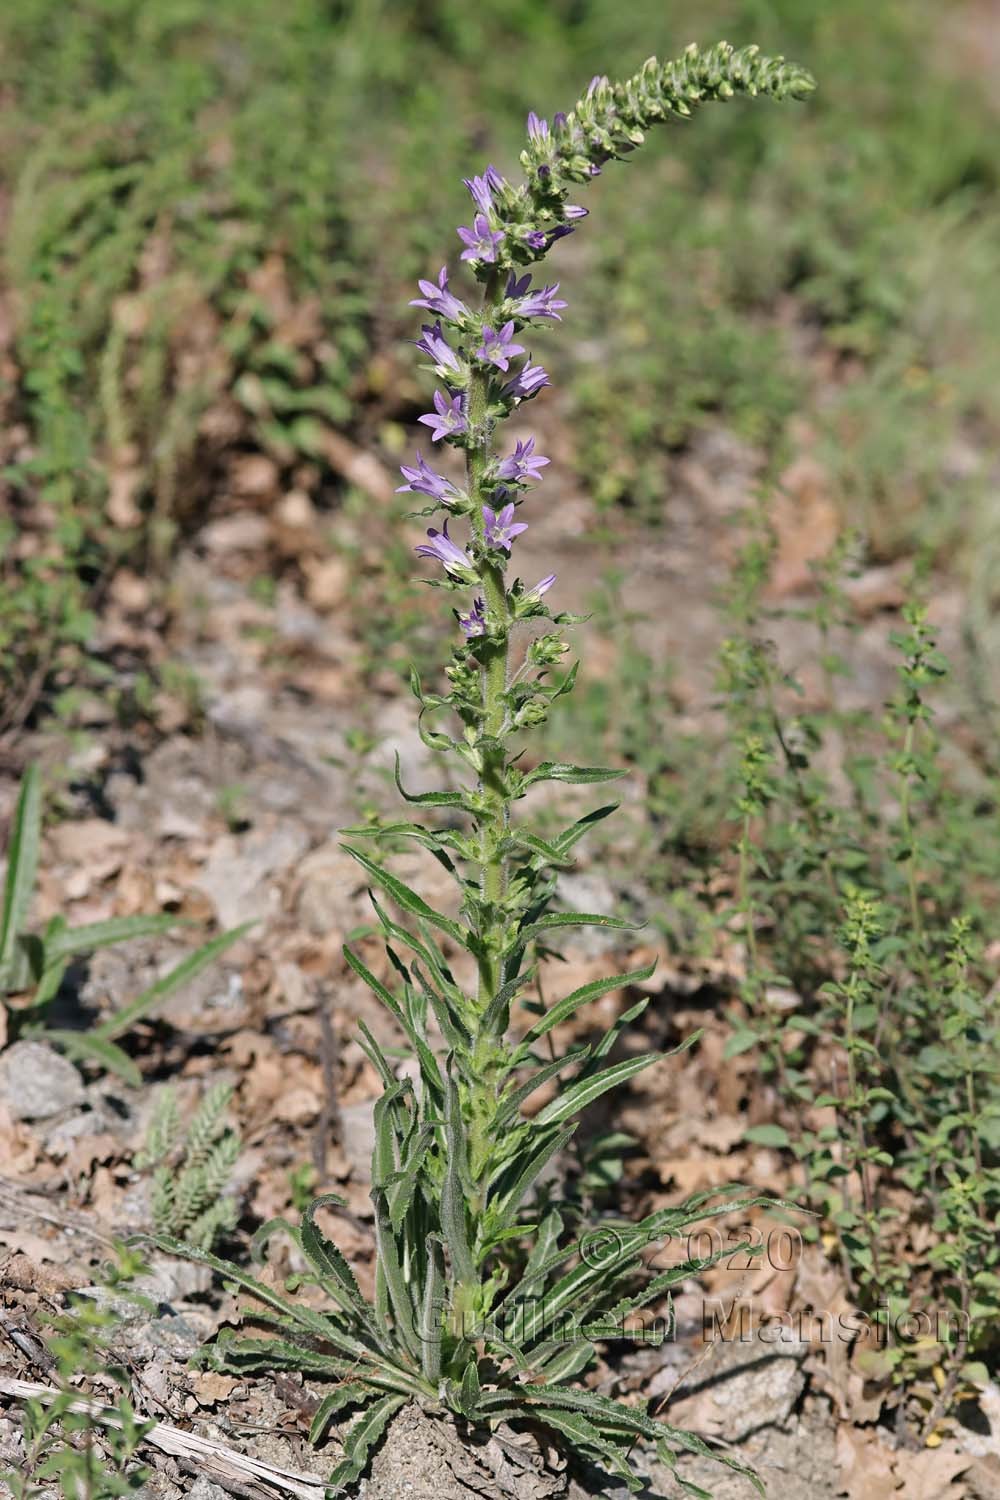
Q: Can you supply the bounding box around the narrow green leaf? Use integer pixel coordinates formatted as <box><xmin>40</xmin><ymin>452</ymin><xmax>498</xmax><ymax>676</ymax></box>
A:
<box><xmin>309</xmin><ymin>1383</ymin><xmax>373</xmax><ymax>1445</ymax></box>
<box><xmin>441</xmin><ymin>1078</ymin><xmax>475</xmax><ymax>1285</ymax></box>
<box><xmin>356</xmin><ymin>1018</ymin><xmax>397</xmax><ymax>1089</ymax></box>
<box><xmin>495</xmin><ymin>1048</ymin><xmax>590</xmax><ymax>1128</ymax></box>
<box><xmin>534</xmin><ymin>1052</ymin><xmax>665</xmax><ymax>1126</ymax></box>
<box><xmin>551</xmin><ymin>803</ymin><xmax>618</xmax><ymax>856</ymax></box>
<box><xmin>393</xmin><ymin>753</ymin><xmax>470</xmax><ymax>810</ymax></box>
<box><xmin>0</xmin><ymin>765</ymin><xmax>41</xmax><ymax>969</ymax></box>
<box><xmin>515</xmin><ymin>911</ymin><xmax>638</xmax><ymax>949</ymax></box>
<box><xmin>300</xmin><ymin>1195</ymin><xmax>378</xmax><ymax>1331</ymax></box>
<box><xmin>419</xmin><ymin>1236</ymin><xmax>445</xmax><ymax>1382</ymax></box>
<box><xmin>534</xmin><ymin>1338</ymin><xmax>596</xmax><ymax>1384</ymax></box>
<box><xmin>491</xmin><ymin>1124</ymin><xmax>576</xmax><ymax>1228</ymax></box>
<box><xmin>371</xmin><ymin>1189</ymin><xmax>419</xmax><ymax>1360</ymax></box>
<box><xmin>458</xmin><ymin>1359</ymin><xmax>482</xmax><ymax>1419</ymax></box>
<box><xmin>342</xmin><ymin>845</ymin><xmax>467</xmax><ymax>947</ymax></box>
<box><xmin>532</xmin><ymin>1408</ymin><xmax>637</xmax><ymax>1488</ymax></box>
<box><xmin>149</xmin><ymin>1236</ymin><xmax>380</xmax><ymax>1362</ymax></box>
<box><xmin>43</xmin><ymin>1029</ymin><xmax>141</xmax><ymax>1087</ymax></box>
<box><xmin>46</xmin><ymin>913</ymin><xmax>179</xmax><ymax>964</ymax></box>
<box><xmin>524</xmin><ymin>964</ymin><xmax>656</xmax><ymax>1045</ymax></box>
<box><xmin>93</xmin><ymin>924</ymin><xmax>252</xmax><ymax>1041</ymax></box>
<box><xmin>523</xmin><ymin>761</ymin><xmax>628</xmax><ymax>787</ymax></box>
<box><xmin>326</xmin><ymin>1393</ymin><xmax>407</xmax><ymax>1494</ymax></box>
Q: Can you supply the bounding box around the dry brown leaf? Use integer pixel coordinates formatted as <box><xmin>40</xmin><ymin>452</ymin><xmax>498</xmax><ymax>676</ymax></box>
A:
<box><xmin>893</xmin><ymin>1443</ymin><xmax>970</xmax><ymax>1500</ymax></box>
<box><xmin>188</xmin><ymin>1372</ymin><xmax>238</xmax><ymax>1407</ymax></box>
<box><xmin>835</xmin><ymin>1425</ymin><xmax>897</xmax><ymax>1500</ymax></box>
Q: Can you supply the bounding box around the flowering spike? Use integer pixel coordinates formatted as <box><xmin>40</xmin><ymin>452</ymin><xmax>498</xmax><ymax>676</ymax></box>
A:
<box><xmin>325</xmin><ymin>40</ymin><xmax>816</xmax><ymax>1494</ymax></box>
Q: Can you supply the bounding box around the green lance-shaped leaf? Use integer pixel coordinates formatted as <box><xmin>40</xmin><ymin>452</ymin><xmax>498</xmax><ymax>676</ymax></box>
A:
<box><xmin>149</xmin><ymin>1236</ymin><xmax>394</xmax><ymax>1366</ymax></box>
<box><xmin>0</xmin><ymin>765</ymin><xmax>41</xmax><ymax>973</ymax></box>
<box><xmin>371</xmin><ymin>1187</ymin><xmax>421</xmax><ymax>1362</ymax></box>
<box><xmin>457</xmin><ymin>1357</ymin><xmax>482</xmax><ymax>1419</ymax></box>
<box><xmin>419</xmin><ymin>1235</ymin><xmax>445</xmax><ymax>1382</ymax></box>
<box><xmin>550</xmin><ymin>803</ymin><xmax>619</xmax><ymax>857</ymax></box>
<box><xmin>531</xmin><ymin>1408</ymin><xmax>638</xmax><ymax>1489</ymax></box>
<box><xmin>325</xmin><ymin>1393</ymin><xmax>407</xmax><ymax>1495</ymax></box>
<box><xmin>93</xmin><ymin>923</ymin><xmax>252</xmax><ymax>1041</ymax></box>
<box><xmin>393</xmin><ymin>752</ymin><xmax>472</xmax><ymax>811</ymax></box>
<box><xmin>489</xmin><ymin>1123</ymin><xmax>577</xmax><ymax>1231</ymax></box>
<box><xmin>45</xmin><ymin>912</ymin><xmax>179</xmax><ymax>965</ymax></box>
<box><xmin>494</xmin><ymin>1047</ymin><xmax>591</xmax><ymax>1129</ymax></box>
<box><xmin>356</xmin><ymin>1017</ymin><xmax>400</xmax><ymax>1089</ymax></box>
<box><xmin>522</xmin><ymin>761</ymin><xmax>628</xmax><ymax>788</ymax></box>
<box><xmin>513</xmin><ymin>910</ymin><xmax>639</xmax><ymax>951</ymax></box>
<box><xmin>343</xmin><ymin>844</ymin><xmax>468</xmax><ymax>948</ymax></box>
<box><xmin>523</xmin><ymin>963</ymin><xmax>657</xmax><ymax>1046</ymax></box>
<box><xmin>309</xmin><ymin>1383</ymin><xmax>375</xmax><ymax>1446</ymax></box>
<box><xmin>533</xmin><ymin>1338</ymin><xmax>597</xmax><ymax>1385</ymax></box>
<box><xmin>42</xmin><ymin>1029</ymin><xmax>143</xmax><ymax>1087</ymax></box>
<box><xmin>440</xmin><ymin>1075</ymin><xmax>476</xmax><ymax>1287</ymax></box>
<box><xmin>300</xmin><ymin>1195</ymin><xmax>381</xmax><ymax>1334</ymax></box>
<box><xmin>533</xmin><ymin>1050</ymin><xmax>668</xmax><ymax>1127</ymax></box>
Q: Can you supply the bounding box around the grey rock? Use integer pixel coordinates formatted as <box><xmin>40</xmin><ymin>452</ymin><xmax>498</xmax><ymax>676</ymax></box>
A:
<box><xmin>0</xmin><ymin>1041</ymin><xmax>85</xmax><ymax>1120</ymax></box>
<box><xmin>197</xmin><ymin>822</ymin><xmax>309</xmax><ymax>928</ymax></box>
<box><xmin>339</xmin><ymin>1100</ymin><xmax>376</xmax><ymax>1182</ymax></box>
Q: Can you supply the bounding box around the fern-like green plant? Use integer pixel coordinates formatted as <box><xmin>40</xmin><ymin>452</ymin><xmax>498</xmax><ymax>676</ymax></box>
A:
<box><xmin>137</xmin><ymin>1082</ymin><xmax>241</xmax><ymax>1252</ymax></box>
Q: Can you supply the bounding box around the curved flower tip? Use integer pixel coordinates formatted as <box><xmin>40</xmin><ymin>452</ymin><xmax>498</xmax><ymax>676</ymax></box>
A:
<box><xmin>397</xmin><ymin>453</ymin><xmax>461</xmax><ymax>505</ymax></box>
<box><xmin>483</xmin><ymin>503</ymin><xmax>528</xmax><ymax>552</ymax></box>
<box><xmin>503</xmin><ymin>363</ymin><xmax>550</xmax><ymax>401</ymax></box>
<box><xmin>414</xmin><ymin>322</ymin><xmax>461</xmax><ymax>373</ymax></box>
<box><xmin>507</xmin><ymin>276</ymin><xmax>567</xmax><ymax>322</ymax></box>
<box><xmin>527</xmin><ymin>111</ymin><xmax>550</xmax><ymax>145</ymax></box>
<box><xmin>528</xmin><ymin>573</ymin><xmax>556</xmax><ymax>599</ymax></box>
<box><xmin>410</xmin><ymin>267</ymin><xmax>468</xmax><ymax>321</ymax></box>
<box><xmin>463</xmin><ymin>166</ymin><xmax>505</xmax><ymax>215</ymax></box>
<box><xmin>418</xmin><ymin>390</ymin><xmax>467</xmax><ymax>442</ymax></box>
<box><xmin>415</xmin><ymin>521</ymin><xmax>471</xmax><ymax>576</ymax></box>
<box><xmin>458</xmin><ymin>597</ymin><xmax>487</xmax><ymax>638</ymax></box>
<box><xmin>458</xmin><ymin>213</ymin><xmax>505</xmax><ymax>264</ymax></box>
<box><xmin>476</xmin><ymin>321</ymin><xmax>525</xmax><ymax>372</ymax></box>
<box><xmin>497</xmin><ymin>437</ymin><xmax>549</xmax><ymax>485</ymax></box>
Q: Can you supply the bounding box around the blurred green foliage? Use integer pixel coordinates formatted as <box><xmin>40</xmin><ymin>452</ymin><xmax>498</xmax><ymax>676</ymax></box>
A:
<box><xmin>0</xmin><ymin>0</ymin><xmax>997</xmax><ymax>722</ymax></box>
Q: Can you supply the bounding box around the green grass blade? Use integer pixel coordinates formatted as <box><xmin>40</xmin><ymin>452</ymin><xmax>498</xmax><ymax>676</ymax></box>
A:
<box><xmin>0</xmin><ymin>765</ymin><xmax>41</xmax><ymax>969</ymax></box>
<box><xmin>93</xmin><ymin>923</ymin><xmax>252</xmax><ymax>1040</ymax></box>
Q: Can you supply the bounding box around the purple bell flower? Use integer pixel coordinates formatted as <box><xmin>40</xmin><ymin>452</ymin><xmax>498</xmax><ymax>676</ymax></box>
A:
<box><xmin>418</xmin><ymin>390</ymin><xmax>468</xmax><ymax>442</ymax></box>
<box><xmin>528</xmin><ymin>573</ymin><xmax>556</xmax><ymax>599</ymax></box>
<box><xmin>497</xmin><ymin>437</ymin><xmax>550</xmax><ymax>485</ymax></box>
<box><xmin>458</xmin><ymin>597</ymin><xmax>487</xmax><ymax>637</ymax></box>
<box><xmin>397</xmin><ymin>454</ymin><xmax>461</xmax><ymax>505</ymax></box>
<box><xmin>415</xmin><ymin>522</ymin><xmax>471</xmax><ymax>576</ymax></box>
<box><xmin>475</xmin><ymin>321</ymin><xmax>526</xmax><ymax>372</ymax></box>
<box><xmin>503</xmin><ymin>363</ymin><xmax>550</xmax><ymax>401</ymax></box>
<box><xmin>483</xmin><ymin>503</ymin><xmax>528</xmax><ymax>552</ymax></box>
<box><xmin>413</xmin><ymin>322</ymin><xmax>461</xmax><ymax>374</ymax></box>
<box><xmin>410</xmin><ymin>267</ymin><xmax>468</xmax><ymax>321</ymax></box>
<box><xmin>458</xmin><ymin>213</ymin><xmax>505</xmax><ymax>264</ymax></box>
<box><xmin>508</xmin><ymin>278</ymin><xmax>567</xmax><ymax>321</ymax></box>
